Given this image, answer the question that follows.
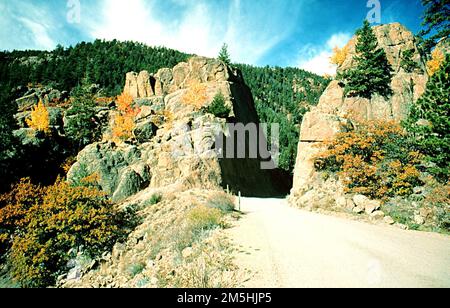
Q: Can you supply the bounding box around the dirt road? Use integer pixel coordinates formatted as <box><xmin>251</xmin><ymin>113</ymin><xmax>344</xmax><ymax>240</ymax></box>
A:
<box><xmin>227</xmin><ymin>198</ymin><xmax>450</xmax><ymax>288</ymax></box>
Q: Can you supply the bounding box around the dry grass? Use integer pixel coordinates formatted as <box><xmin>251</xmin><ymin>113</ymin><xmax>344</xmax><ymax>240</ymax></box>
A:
<box><xmin>207</xmin><ymin>192</ymin><xmax>236</xmax><ymax>213</ymax></box>
<box><xmin>63</xmin><ymin>189</ymin><xmax>243</xmax><ymax>288</ymax></box>
<box><xmin>182</xmin><ymin>82</ymin><xmax>208</xmax><ymax>110</ymax></box>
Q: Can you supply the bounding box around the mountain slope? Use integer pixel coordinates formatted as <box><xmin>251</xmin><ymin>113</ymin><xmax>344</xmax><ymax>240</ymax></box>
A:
<box><xmin>0</xmin><ymin>40</ymin><xmax>329</xmax><ymax>174</ymax></box>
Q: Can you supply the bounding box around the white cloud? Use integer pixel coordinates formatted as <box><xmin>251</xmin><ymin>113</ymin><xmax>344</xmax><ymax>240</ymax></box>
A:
<box><xmin>86</xmin><ymin>0</ymin><xmax>296</xmax><ymax>65</ymax></box>
<box><xmin>18</xmin><ymin>17</ymin><xmax>56</xmax><ymax>50</ymax></box>
<box><xmin>297</xmin><ymin>32</ymin><xmax>351</xmax><ymax>76</ymax></box>
<box><xmin>299</xmin><ymin>50</ymin><xmax>337</xmax><ymax>76</ymax></box>
<box><xmin>326</xmin><ymin>33</ymin><xmax>351</xmax><ymax>50</ymax></box>
<box><xmin>0</xmin><ymin>1</ymin><xmax>57</xmax><ymax>51</ymax></box>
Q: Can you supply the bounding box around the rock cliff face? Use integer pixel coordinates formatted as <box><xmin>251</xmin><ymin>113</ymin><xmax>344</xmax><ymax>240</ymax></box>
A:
<box><xmin>339</xmin><ymin>23</ymin><xmax>425</xmax><ymax>74</ymax></box>
<box><xmin>289</xmin><ymin>23</ymin><xmax>429</xmax><ymax>210</ymax></box>
<box><xmin>124</xmin><ymin>57</ymin><xmax>235</xmax><ymax>99</ymax></box>
<box><xmin>68</xmin><ymin>56</ymin><xmax>288</xmax><ymax>201</ymax></box>
<box><xmin>124</xmin><ymin>71</ymin><xmax>154</xmax><ymax>98</ymax></box>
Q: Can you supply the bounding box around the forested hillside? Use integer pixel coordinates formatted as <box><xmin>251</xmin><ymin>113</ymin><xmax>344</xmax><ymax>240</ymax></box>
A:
<box><xmin>236</xmin><ymin>64</ymin><xmax>330</xmax><ymax>171</ymax></box>
<box><xmin>0</xmin><ymin>40</ymin><xmax>191</xmax><ymax>95</ymax></box>
<box><xmin>0</xmin><ymin>40</ymin><xmax>328</xmax><ymax>173</ymax></box>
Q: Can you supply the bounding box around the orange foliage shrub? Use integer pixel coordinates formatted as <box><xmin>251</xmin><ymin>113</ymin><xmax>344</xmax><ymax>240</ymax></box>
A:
<box><xmin>0</xmin><ymin>179</ymin><xmax>43</xmax><ymax>253</ymax></box>
<box><xmin>426</xmin><ymin>48</ymin><xmax>445</xmax><ymax>76</ymax></box>
<box><xmin>1</xmin><ymin>177</ymin><xmax>136</xmax><ymax>287</ymax></box>
<box><xmin>315</xmin><ymin>120</ymin><xmax>423</xmax><ymax>199</ymax></box>
<box><xmin>26</xmin><ymin>100</ymin><xmax>50</xmax><ymax>133</ymax></box>
<box><xmin>116</xmin><ymin>92</ymin><xmax>135</xmax><ymax>113</ymax></box>
<box><xmin>182</xmin><ymin>82</ymin><xmax>208</xmax><ymax>109</ymax></box>
<box><xmin>112</xmin><ymin>92</ymin><xmax>140</xmax><ymax>141</ymax></box>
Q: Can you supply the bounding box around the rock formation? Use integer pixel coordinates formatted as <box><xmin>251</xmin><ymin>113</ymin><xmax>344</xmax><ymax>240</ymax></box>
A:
<box><xmin>14</xmin><ymin>86</ymin><xmax>68</xmax><ymax>112</ymax></box>
<box><xmin>124</xmin><ymin>71</ymin><xmax>154</xmax><ymax>98</ymax></box>
<box><xmin>68</xmin><ymin>56</ymin><xmax>288</xmax><ymax>201</ymax></box>
<box><xmin>289</xmin><ymin>23</ymin><xmax>430</xmax><ymax>210</ymax></box>
<box><xmin>123</xmin><ymin>57</ymin><xmax>233</xmax><ymax>99</ymax></box>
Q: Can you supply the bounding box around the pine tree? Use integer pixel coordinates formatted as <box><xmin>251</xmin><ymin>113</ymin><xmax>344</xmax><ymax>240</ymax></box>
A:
<box><xmin>0</xmin><ymin>85</ymin><xmax>15</xmax><ymax>161</ymax></box>
<box><xmin>218</xmin><ymin>43</ymin><xmax>231</xmax><ymax>66</ymax></box>
<box><xmin>406</xmin><ymin>54</ymin><xmax>450</xmax><ymax>180</ymax></box>
<box><xmin>338</xmin><ymin>20</ymin><xmax>393</xmax><ymax>99</ymax></box>
<box><xmin>418</xmin><ymin>0</ymin><xmax>450</xmax><ymax>54</ymax></box>
<box><xmin>206</xmin><ymin>92</ymin><xmax>231</xmax><ymax>118</ymax></box>
<box><xmin>400</xmin><ymin>49</ymin><xmax>421</xmax><ymax>73</ymax></box>
<box><xmin>64</xmin><ymin>87</ymin><xmax>101</xmax><ymax>150</ymax></box>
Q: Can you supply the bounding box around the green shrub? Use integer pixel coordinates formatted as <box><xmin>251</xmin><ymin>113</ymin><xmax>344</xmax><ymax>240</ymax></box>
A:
<box><xmin>383</xmin><ymin>201</ymin><xmax>415</xmax><ymax>226</ymax></box>
<box><xmin>188</xmin><ymin>206</ymin><xmax>223</xmax><ymax>232</ymax></box>
<box><xmin>128</xmin><ymin>263</ymin><xmax>145</xmax><ymax>278</ymax></box>
<box><xmin>381</xmin><ymin>178</ymin><xmax>450</xmax><ymax>233</ymax></box>
<box><xmin>149</xmin><ymin>193</ymin><xmax>162</xmax><ymax>206</ymax></box>
<box><xmin>136</xmin><ymin>277</ymin><xmax>150</xmax><ymax>288</ymax></box>
<box><xmin>205</xmin><ymin>92</ymin><xmax>231</xmax><ymax>118</ymax></box>
<box><xmin>177</xmin><ymin>205</ymin><xmax>224</xmax><ymax>250</ymax></box>
<box><xmin>207</xmin><ymin>192</ymin><xmax>235</xmax><ymax>213</ymax></box>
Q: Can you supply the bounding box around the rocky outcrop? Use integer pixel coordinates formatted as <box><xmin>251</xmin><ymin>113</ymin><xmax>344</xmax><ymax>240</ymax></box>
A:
<box><xmin>67</xmin><ymin>142</ymin><xmax>151</xmax><ymax>203</ymax></box>
<box><xmin>69</xmin><ymin>56</ymin><xmax>288</xmax><ymax>200</ymax></box>
<box><xmin>339</xmin><ymin>23</ymin><xmax>425</xmax><ymax>74</ymax></box>
<box><xmin>124</xmin><ymin>71</ymin><xmax>154</xmax><ymax>99</ymax></box>
<box><xmin>124</xmin><ymin>57</ymin><xmax>232</xmax><ymax>99</ymax></box>
<box><xmin>289</xmin><ymin>23</ymin><xmax>428</xmax><ymax>211</ymax></box>
<box><xmin>15</xmin><ymin>86</ymin><xmax>68</xmax><ymax>111</ymax></box>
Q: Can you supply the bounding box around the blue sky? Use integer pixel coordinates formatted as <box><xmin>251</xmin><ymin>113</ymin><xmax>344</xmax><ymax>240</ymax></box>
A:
<box><xmin>0</xmin><ymin>0</ymin><xmax>425</xmax><ymax>75</ymax></box>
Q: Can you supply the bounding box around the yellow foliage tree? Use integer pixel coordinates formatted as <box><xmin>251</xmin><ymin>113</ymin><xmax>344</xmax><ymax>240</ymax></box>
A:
<box><xmin>330</xmin><ymin>44</ymin><xmax>349</xmax><ymax>66</ymax></box>
<box><xmin>426</xmin><ymin>48</ymin><xmax>445</xmax><ymax>76</ymax></box>
<box><xmin>26</xmin><ymin>100</ymin><xmax>50</xmax><ymax>133</ymax></box>
<box><xmin>113</xmin><ymin>114</ymin><xmax>136</xmax><ymax>141</ymax></box>
<box><xmin>112</xmin><ymin>92</ymin><xmax>139</xmax><ymax>141</ymax></box>
<box><xmin>182</xmin><ymin>82</ymin><xmax>208</xmax><ymax>109</ymax></box>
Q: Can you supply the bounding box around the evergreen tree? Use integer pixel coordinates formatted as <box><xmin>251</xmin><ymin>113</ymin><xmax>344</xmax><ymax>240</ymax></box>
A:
<box><xmin>406</xmin><ymin>54</ymin><xmax>450</xmax><ymax>181</ymax></box>
<box><xmin>218</xmin><ymin>43</ymin><xmax>231</xmax><ymax>66</ymax></box>
<box><xmin>418</xmin><ymin>0</ymin><xmax>450</xmax><ymax>54</ymax></box>
<box><xmin>0</xmin><ymin>85</ymin><xmax>15</xmax><ymax>161</ymax></box>
<box><xmin>400</xmin><ymin>49</ymin><xmax>421</xmax><ymax>73</ymax></box>
<box><xmin>64</xmin><ymin>86</ymin><xmax>101</xmax><ymax>150</ymax></box>
<box><xmin>206</xmin><ymin>92</ymin><xmax>231</xmax><ymax>118</ymax></box>
<box><xmin>338</xmin><ymin>20</ymin><xmax>393</xmax><ymax>99</ymax></box>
